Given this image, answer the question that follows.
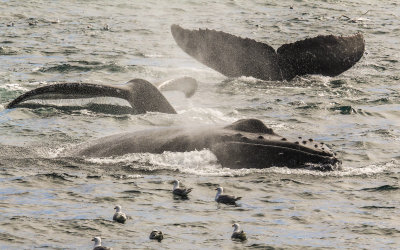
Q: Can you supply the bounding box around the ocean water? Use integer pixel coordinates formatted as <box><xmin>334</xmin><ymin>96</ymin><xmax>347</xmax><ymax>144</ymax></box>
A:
<box><xmin>1</xmin><ymin>0</ymin><xmax>400</xmax><ymax>249</ymax></box>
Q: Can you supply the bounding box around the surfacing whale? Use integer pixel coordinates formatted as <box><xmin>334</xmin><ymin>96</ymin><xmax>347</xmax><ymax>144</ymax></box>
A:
<box><xmin>171</xmin><ymin>24</ymin><xmax>365</xmax><ymax>81</ymax></box>
<box><xmin>6</xmin><ymin>77</ymin><xmax>198</xmax><ymax>114</ymax></box>
<box><xmin>73</xmin><ymin>118</ymin><xmax>340</xmax><ymax>171</ymax></box>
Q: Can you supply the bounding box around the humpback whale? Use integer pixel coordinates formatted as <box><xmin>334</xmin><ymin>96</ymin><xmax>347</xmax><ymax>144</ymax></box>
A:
<box><xmin>6</xmin><ymin>81</ymin><xmax>339</xmax><ymax>170</ymax></box>
<box><xmin>73</xmin><ymin>118</ymin><xmax>340</xmax><ymax>171</ymax></box>
<box><xmin>171</xmin><ymin>24</ymin><xmax>365</xmax><ymax>81</ymax></box>
<box><xmin>6</xmin><ymin>77</ymin><xmax>198</xmax><ymax>114</ymax></box>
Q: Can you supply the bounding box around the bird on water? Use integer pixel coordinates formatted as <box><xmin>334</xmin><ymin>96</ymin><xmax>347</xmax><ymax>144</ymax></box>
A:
<box><xmin>113</xmin><ymin>205</ymin><xmax>127</xmax><ymax>224</ymax></box>
<box><xmin>231</xmin><ymin>223</ymin><xmax>247</xmax><ymax>241</ymax></box>
<box><xmin>172</xmin><ymin>179</ymin><xmax>193</xmax><ymax>198</ymax></box>
<box><xmin>215</xmin><ymin>187</ymin><xmax>241</xmax><ymax>205</ymax></box>
<box><xmin>149</xmin><ymin>229</ymin><xmax>164</xmax><ymax>242</ymax></box>
<box><xmin>92</xmin><ymin>237</ymin><xmax>112</xmax><ymax>250</ymax></box>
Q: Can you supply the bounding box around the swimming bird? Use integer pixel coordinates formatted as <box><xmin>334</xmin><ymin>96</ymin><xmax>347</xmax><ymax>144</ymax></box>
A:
<box><xmin>113</xmin><ymin>205</ymin><xmax>127</xmax><ymax>224</ymax></box>
<box><xmin>149</xmin><ymin>229</ymin><xmax>164</xmax><ymax>242</ymax></box>
<box><xmin>172</xmin><ymin>180</ymin><xmax>193</xmax><ymax>198</ymax></box>
<box><xmin>92</xmin><ymin>237</ymin><xmax>112</xmax><ymax>250</ymax></box>
<box><xmin>231</xmin><ymin>223</ymin><xmax>247</xmax><ymax>241</ymax></box>
<box><xmin>215</xmin><ymin>187</ymin><xmax>241</xmax><ymax>205</ymax></box>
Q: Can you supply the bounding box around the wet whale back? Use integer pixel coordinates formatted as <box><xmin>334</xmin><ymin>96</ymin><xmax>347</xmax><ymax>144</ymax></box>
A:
<box><xmin>211</xmin><ymin>142</ymin><xmax>337</xmax><ymax>170</ymax></box>
<box><xmin>73</xmin><ymin>119</ymin><xmax>340</xmax><ymax>170</ymax></box>
<box><xmin>224</xmin><ymin>118</ymin><xmax>274</xmax><ymax>134</ymax></box>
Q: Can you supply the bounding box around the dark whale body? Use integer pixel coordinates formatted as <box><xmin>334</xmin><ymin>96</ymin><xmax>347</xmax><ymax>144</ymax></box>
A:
<box><xmin>74</xmin><ymin>119</ymin><xmax>340</xmax><ymax>171</ymax></box>
<box><xmin>6</xmin><ymin>82</ymin><xmax>340</xmax><ymax>170</ymax></box>
<box><xmin>171</xmin><ymin>24</ymin><xmax>365</xmax><ymax>81</ymax></box>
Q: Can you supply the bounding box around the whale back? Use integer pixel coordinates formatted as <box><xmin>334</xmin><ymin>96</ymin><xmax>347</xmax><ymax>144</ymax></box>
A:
<box><xmin>73</xmin><ymin>119</ymin><xmax>340</xmax><ymax>170</ymax></box>
<box><xmin>224</xmin><ymin>119</ymin><xmax>274</xmax><ymax>134</ymax></box>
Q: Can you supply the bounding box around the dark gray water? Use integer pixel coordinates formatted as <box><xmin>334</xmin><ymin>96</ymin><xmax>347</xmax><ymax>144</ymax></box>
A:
<box><xmin>1</xmin><ymin>0</ymin><xmax>400</xmax><ymax>249</ymax></box>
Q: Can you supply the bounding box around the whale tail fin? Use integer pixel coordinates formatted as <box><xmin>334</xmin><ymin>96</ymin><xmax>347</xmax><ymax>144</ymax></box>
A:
<box><xmin>6</xmin><ymin>79</ymin><xmax>177</xmax><ymax>114</ymax></box>
<box><xmin>125</xmin><ymin>79</ymin><xmax>176</xmax><ymax>114</ymax></box>
<box><xmin>171</xmin><ymin>25</ymin><xmax>365</xmax><ymax>81</ymax></box>
<box><xmin>157</xmin><ymin>76</ymin><xmax>198</xmax><ymax>98</ymax></box>
<box><xmin>277</xmin><ymin>33</ymin><xmax>365</xmax><ymax>80</ymax></box>
<box><xmin>171</xmin><ymin>24</ymin><xmax>282</xmax><ymax>81</ymax></box>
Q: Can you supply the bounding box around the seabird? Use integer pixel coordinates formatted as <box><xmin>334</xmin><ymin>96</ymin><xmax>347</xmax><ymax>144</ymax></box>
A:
<box><xmin>92</xmin><ymin>237</ymin><xmax>113</xmax><ymax>250</ymax></box>
<box><xmin>172</xmin><ymin>180</ymin><xmax>193</xmax><ymax>198</ymax></box>
<box><xmin>149</xmin><ymin>229</ymin><xmax>164</xmax><ymax>242</ymax></box>
<box><xmin>231</xmin><ymin>223</ymin><xmax>247</xmax><ymax>241</ymax></box>
<box><xmin>215</xmin><ymin>187</ymin><xmax>241</xmax><ymax>205</ymax></box>
<box><xmin>113</xmin><ymin>205</ymin><xmax>127</xmax><ymax>224</ymax></box>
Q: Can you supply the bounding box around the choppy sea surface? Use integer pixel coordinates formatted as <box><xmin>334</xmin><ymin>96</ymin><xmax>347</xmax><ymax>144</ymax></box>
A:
<box><xmin>1</xmin><ymin>0</ymin><xmax>400</xmax><ymax>249</ymax></box>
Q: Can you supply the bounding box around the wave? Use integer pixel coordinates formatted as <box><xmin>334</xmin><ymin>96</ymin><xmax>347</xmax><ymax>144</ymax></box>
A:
<box><xmin>36</xmin><ymin>61</ymin><xmax>134</xmax><ymax>73</ymax></box>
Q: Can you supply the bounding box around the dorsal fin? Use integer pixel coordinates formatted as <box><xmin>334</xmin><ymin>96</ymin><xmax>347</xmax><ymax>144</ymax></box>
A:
<box><xmin>224</xmin><ymin>119</ymin><xmax>274</xmax><ymax>134</ymax></box>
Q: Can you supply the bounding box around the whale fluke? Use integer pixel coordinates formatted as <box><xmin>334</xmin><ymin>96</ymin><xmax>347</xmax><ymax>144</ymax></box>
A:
<box><xmin>171</xmin><ymin>24</ymin><xmax>365</xmax><ymax>81</ymax></box>
<box><xmin>158</xmin><ymin>76</ymin><xmax>198</xmax><ymax>98</ymax></box>
<box><xmin>6</xmin><ymin>79</ymin><xmax>177</xmax><ymax>114</ymax></box>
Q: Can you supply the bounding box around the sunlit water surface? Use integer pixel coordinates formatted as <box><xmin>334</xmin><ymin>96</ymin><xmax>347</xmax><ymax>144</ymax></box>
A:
<box><xmin>1</xmin><ymin>0</ymin><xmax>399</xmax><ymax>249</ymax></box>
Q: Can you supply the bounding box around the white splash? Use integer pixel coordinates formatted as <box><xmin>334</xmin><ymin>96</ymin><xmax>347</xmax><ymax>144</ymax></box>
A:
<box><xmin>85</xmin><ymin>151</ymin><xmax>399</xmax><ymax>177</ymax></box>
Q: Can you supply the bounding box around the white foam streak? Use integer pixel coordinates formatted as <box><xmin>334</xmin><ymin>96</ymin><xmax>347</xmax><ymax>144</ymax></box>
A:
<box><xmin>86</xmin><ymin>149</ymin><xmax>234</xmax><ymax>176</ymax></box>
<box><xmin>85</xmin><ymin>150</ymin><xmax>399</xmax><ymax>177</ymax></box>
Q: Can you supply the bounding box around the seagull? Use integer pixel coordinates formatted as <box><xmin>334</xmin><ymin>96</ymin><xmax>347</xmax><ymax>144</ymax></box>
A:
<box><xmin>113</xmin><ymin>205</ymin><xmax>127</xmax><ymax>224</ymax></box>
<box><xmin>149</xmin><ymin>229</ymin><xmax>164</xmax><ymax>242</ymax></box>
<box><xmin>92</xmin><ymin>237</ymin><xmax>113</xmax><ymax>250</ymax></box>
<box><xmin>231</xmin><ymin>223</ymin><xmax>247</xmax><ymax>241</ymax></box>
<box><xmin>215</xmin><ymin>187</ymin><xmax>241</xmax><ymax>205</ymax></box>
<box><xmin>172</xmin><ymin>180</ymin><xmax>193</xmax><ymax>198</ymax></box>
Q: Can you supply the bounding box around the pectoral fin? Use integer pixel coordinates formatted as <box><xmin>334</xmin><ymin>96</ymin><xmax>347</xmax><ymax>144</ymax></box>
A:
<box><xmin>6</xmin><ymin>82</ymin><xmax>128</xmax><ymax>109</ymax></box>
<box><xmin>6</xmin><ymin>80</ymin><xmax>177</xmax><ymax>114</ymax></box>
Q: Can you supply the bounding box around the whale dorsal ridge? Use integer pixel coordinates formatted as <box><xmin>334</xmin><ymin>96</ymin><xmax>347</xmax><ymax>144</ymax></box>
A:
<box><xmin>225</xmin><ymin>119</ymin><xmax>274</xmax><ymax>134</ymax></box>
